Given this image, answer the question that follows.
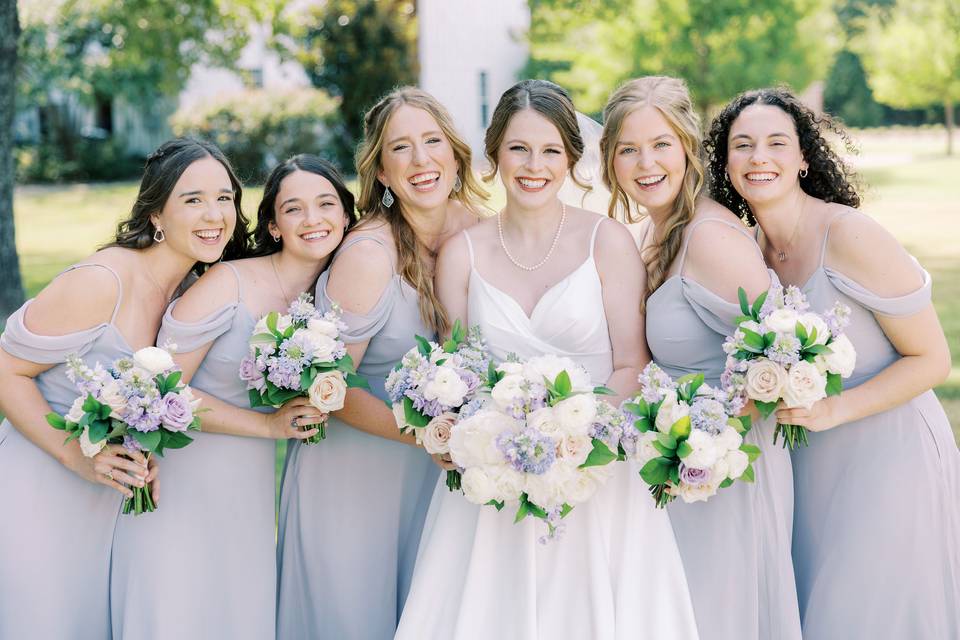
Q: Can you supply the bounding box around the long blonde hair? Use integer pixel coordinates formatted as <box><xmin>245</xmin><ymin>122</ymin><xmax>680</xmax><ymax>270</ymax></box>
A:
<box><xmin>600</xmin><ymin>76</ymin><xmax>705</xmax><ymax>307</ymax></box>
<box><xmin>355</xmin><ymin>87</ymin><xmax>487</xmax><ymax>335</ymax></box>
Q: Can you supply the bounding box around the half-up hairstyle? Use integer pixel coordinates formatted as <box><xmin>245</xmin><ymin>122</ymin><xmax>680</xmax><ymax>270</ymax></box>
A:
<box><xmin>705</xmin><ymin>87</ymin><xmax>860</xmax><ymax>226</ymax></box>
<box><xmin>355</xmin><ymin>87</ymin><xmax>486</xmax><ymax>335</ymax></box>
<box><xmin>484</xmin><ymin>79</ymin><xmax>589</xmax><ymax>191</ymax></box>
<box><xmin>599</xmin><ymin>76</ymin><xmax>705</xmax><ymax>307</ymax></box>
<box><xmin>250</xmin><ymin>154</ymin><xmax>355</xmax><ymax>257</ymax></box>
<box><xmin>108</xmin><ymin>138</ymin><xmax>251</xmax><ymax>274</ymax></box>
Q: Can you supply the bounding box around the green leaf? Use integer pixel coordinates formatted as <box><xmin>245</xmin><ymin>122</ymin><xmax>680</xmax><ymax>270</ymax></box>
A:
<box><xmin>677</xmin><ymin>441</ymin><xmax>693</xmax><ymax>458</ymax></box>
<box><xmin>825</xmin><ymin>372</ymin><xmax>843</xmax><ymax>396</ymax></box>
<box><xmin>755</xmin><ymin>400</ymin><xmax>778</xmax><ymax>419</ymax></box>
<box><xmin>88</xmin><ymin>419</ymin><xmax>109</xmax><ymax>443</ymax></box>
<box><xmin>163</xmin><ymin>431</ymin><xmax>194</xmax><ymax>450</ymax></box>
<box><xmin>82</xmin><ymin>393</ymin><xmax>103</xmax><ymax>414</ymax></box>
<box><xmin>727</xmin><ymin>416</ymin><xmax>746</xmax><ymax>434</ymax></box>
<box><xmin>553</xmin><ymin>370</ymin><xmax>572</xmax><ymax>397</ymax></box>
<box><xmin>337</xmin><ymin>353</ymin><xmax>357</xmax><ymax>374</ymax></box>
<box><xmin>751</xmin><ymin>290</ymin><xmax>768</xmax><ymax>319</ymax></box>
<box><xmin>580</xmin><ymin>439</ymin><xmax>619</xmax><ymax>468</ymax></box>
<box><xmin>806</xmin><ymin>326</ymin><xmax>819</xmax><ymax>348</ymax></box>
<box><xmin>559</xmin><ymin>503</ymin><xmax>573</xmax><ymax>518</ymax></box>
<box><xmin>804</xmin><ymin>344</ymin><xmax>831</xmax><ymax>356</ymax></box>
<box><xmin>764</xmin><ymin>332</ymin><xmax>777</xmax><ymax>347</ymax></box>
<box><xmin>441</xmin><ymin>339</ymin><xmax>457</xmax><ymax>354</ymax></box>
<box><xmin>719</xmin><ymin>478</ymin><xmax>734</xmax><ymax>488</ymax></box>
<box><xmin>652</xmin><ymin>440</ymin><xmax>674</xmax><ymax>457</ymax></box>
<box><xmin>487</xmin><ymin>361</ymin><xmax>504</xmax><ymax>387</ymax></box>
<box><xmin>526</xmin><ymin>500</ymin><xmax>548</xmax><ymax>519</ymax></box>
<box><xmin>451</xmin><ymin>319</ymin><xmax>466</xmax><ymax>344</ymax></box>
<box><xmin>640</xmin><ymin>457</ymin><xmax>672</xmax><ymax>485</ymax></box>
<box><xmin>687</xmin><ymin>374</ymin><xmax>705</xmax><ymax>399</ymax></box>
<box><xmin>131</xmin><ymin>429</ymin><xmax>162</xmax><ymax>452</ymax></box>
<box><xmin>795</xmin><ymin>321</ymin><xmax>809</xmax><ymax>344</ymax></box>
<box><xmin>669</xmin><ymin>465</ymin><xmax>681</xmax><ymax>485</ymax></box>
<box><xmin>656</xmin><ymin>431</ymin><xmax>678</xmax><ymax>450</ymax></box>
<box><xmin>414</xmin><ymin>335</ymin><xmax>432</xmax><ymax>357</ymax></box>
<box><xmin>740</xmin><ymin>464</ymin><xmax>756</xmax><ymax>483</ymax></box>
<box><xmin>593</xmin><ymin>385</ymin><xmax>616</xmax><ymax>396</ymax></box>
<box><xmin>266</xmin><ymin>311</ymin><xmax>279</xmax><ymax>335</ymax></box>
<box><xmin>165</xmin><ymin>370</ymin><xmax>183</xmax><ymax>391</ymax></box>
<box><xmin>249</xmin><ymin>332</ymin><xmax>275</xmax><ymax>346</ymax></box>
<box><xmin>46</xmin><ymin>413</ymin><xmax>67</xmax><ymax>430</ymax></box>
<box><xmin>633</xmin><ymin>415</ymin><xmax>652</xmax><ymax>433</ymax></box>
<box><xmin>486</xmin><ymin>499</ymin><xmax>505</xmax><ymax>511</ymax></box>
<box><xmin>268</xmin><ymin>388</ymin><xmax>303</xmax><ymax>406</ymax></box>
<box><xmin>402</xmin><ymin>396</ymin><xmax>430</xmax><ymax>428</ymax></box>
<box><xmin>300</xmin><ymin>368</ymin><xmax>315</xmax><ymax>392</ymax></box>
<box><xmin>669</xmin><ymin>415</ymin><xmax>691</xmax><ymax>440</ymax></box>
<box><xmin>623</xmin><ymin>401</ymin><xmax>647</xmax><ymax>416</ymax></box>
<box><xmin>249</xmin><ymin>389</ymin><xmax>266</xmax><ymax>408</ymax></box>
<box><xmin>738</xmin><ymin>287</ymin><xmax>750</xmax><ymax>316</ymax></box>
<box><xmin>740</xmin><ymin>443</ymin><xmax>762</xmax><ymax>462</ymax></box>
<box><xmin>514</xmin><ymin>500</ymin><xmax>530</xmax><ymax>523</ymax></box>
<box><xmin>742</xmin><ymin>328</ymin><xmax>766</xmax><ymax>352</ymax></box>
<box><xmin>739</xmin><ymin>414</ymin><xmax>753</xmax><ymax>434</ymax></box>
<box><xmin>346</xmin><ymin>373</ymin><xmax>370</xmax><ymax>390</ymax></box>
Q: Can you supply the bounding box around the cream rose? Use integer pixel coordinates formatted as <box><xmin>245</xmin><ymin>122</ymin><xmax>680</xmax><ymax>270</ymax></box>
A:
<box><xmin>764</xmin><ymin>308</ymin><xmax>801</xmax><ymax>335</ymax></box>
<box><xmin>724</xmin><ymin>449</ymin><xmax>750</xmax><ymax>479</ymax></box>
<box><xmin>682</xmin><ymin>429</ymin><xmax>721</xmax><ymax>470</ymax></box>
<box><xmin>448</xmin><ymin>410</ymin><xmax>509</xmax><ymax>468</ymax></box>
<box><xmin>716</xmin><ymin>425</ymin><xmax>743</xmax><ymax>452</ymax></box>
<box><xmin>634</xmin><ymin>430</ymin><xmax>661</xmax><ymax>465</ymax></box>
<box><xmin>98</xmin><ymin>380</ymin><xmax>128</xmax><ymax>420</ymax></box>
<box><xmin>798</xmin><ymin>313</ymin><xmax>830</xmax><ymax>345</ymax></box>
<box><xmin>654</xmin><ymin>390</ymin><xmax>690</xmax><ymax>434</ymax></box>
<box><xmin>65</xmin><ymin>396</ymin><xmax>86</xmax><ymax>424</ymax></box>
<box><xmin>461</xmin><ymin>467</ymin><xmax>499</xmax><ymax>505</ymax></box>
<box><xmin>496</xmin><ymin>362</ymin><xmax>524</xmax><ymax>377</ymax></box>
<box><xmin>491</xmin><ymin>374</ymin><xmax>526</xmax><ymax>410</ymax></box>
<box><xmin>781</xmin><ymin>361</ymin><xmax>827</xmax><ymax>409</ymax></box>
<box><xmin>132</xmin><ymin>346</ymin><xmax>175</xmax><ymax>376</ymax></box>
<box><xmin>527</xmin><ymin>407</ymin><xmax>561</xmax><ymax>436</ymax></box>
<box><xmin>556</xmin><ymin>434</ymin><xmax>593</xmax><ymax>468</ymax></box>
<box><xmin>672</xmin><ymin>479</ymin><xmax>720</xmax><ymax>503</ymax></box>
<box><xmin>306</xmin><ymin>317</ymin><xmax>340</xmax><ymax>338</ymax></box>
<box><xmin>819</xmin><ymin>333</ymin><xmax>857</xmax><ymax>378</ymax></box>
<box><xmin>489</xmin><ymin>466</ymin><xmax>526</xmax><ymax>503</ymax></box>
<box><xmin>421</xmin><ymin>412</ymin><xmax>456</xmax><ymax>455</ymax></box>
<box><xmin>744</xmin><ymin>359</ymin><xmax>787</xmax><ymax>403</ymax></box>
<box><xmin>308</xmin><ymin>371</ymin><xmax>347</xmax><ymax>412</ymax></box>
<box><xmin>79</xmin><ymin>426</ymin><xmax>106</xmax><ymax>458</ymax></box>
<box><xmin>553</xmin><ymin>394</ymin><xmax>597</xmax><ymax>436</ymax></box>
<box><xmin>423</xmin><ymin>366</ymin><xmax>469</xmax><ymax>407</ymax></box>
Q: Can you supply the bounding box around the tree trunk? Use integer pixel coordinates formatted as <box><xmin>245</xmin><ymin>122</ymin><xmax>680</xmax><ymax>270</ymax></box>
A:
<box><xmin>0</xmin><ymin>0</ymin><xmax>24</xmax><ymax>321</ymax></box>
<box><xmin>945</xmin><ymin>98</ymin><xmax>955</xmax><ymax>157</ymax></box>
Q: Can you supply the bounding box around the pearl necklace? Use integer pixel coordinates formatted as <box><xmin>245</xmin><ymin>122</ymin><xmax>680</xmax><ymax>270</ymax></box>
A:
<box><xmin>497</xmin><ymin>202</ymin><xmax>567</xmax><ymax>272</ymax></box>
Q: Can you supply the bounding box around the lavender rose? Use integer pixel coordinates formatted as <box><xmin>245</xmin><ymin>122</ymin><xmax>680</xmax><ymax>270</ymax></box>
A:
<box><xmin>160</xmin><ymin>391</ymin><xmax>193</xmax><ymax>432</ymax></box>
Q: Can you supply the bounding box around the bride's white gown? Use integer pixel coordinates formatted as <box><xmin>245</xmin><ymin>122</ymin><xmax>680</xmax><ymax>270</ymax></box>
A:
<box><xmin>395</xmin><ymin>219</ymin><xmax>700</xmax><ymax>640</ymax></box>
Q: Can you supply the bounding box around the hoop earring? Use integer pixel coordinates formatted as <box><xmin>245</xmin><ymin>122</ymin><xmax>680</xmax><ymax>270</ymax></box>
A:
<box><xmin>153</xmin><ymin>227</ymin><xmax>165</xmax><ymax>243</ymax></box>
<box><xmin>272</xmin><ymin>235</ymin><xmax>281</xmax><ymax>244</ymax></box>
<box><xmin>381</xmin><ymin>186</ymin><xmax>395</xmax><ymax>208</ymax></box>
<box><xmin>799</xmin><ymin>168</ymin><xmax>808</xmax><ymax>178</ymax></box>
<box><xmin>453</xmin><ymin>174</ymin><xmax>462</xmax><ymax>193</ymax></box>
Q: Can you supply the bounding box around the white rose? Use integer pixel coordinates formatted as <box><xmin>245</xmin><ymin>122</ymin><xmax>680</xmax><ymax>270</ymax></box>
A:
<box><xmin>716</xmin><ymin>425</ymin><xmax>743</xmax><ymax>452</ymax></box>
<box><xmin>449</xmin><ymin>410</ymin><xmax>511</xmax><ymax>468</ymax></box>
<box><xmin>634</xmin><ymin>430</ymin><xmax>661</xmax><ymax>465</ymax></box>
<box><xmin>421</xmin><ymin>412</ymin><xmax>456</xmax><ymax>455</ymax></box>
<box><xmin>428</xmin><ymin>344</ymin><xmax>446</xmax><ymax>365</ymax></box>
<box><xmin>306</xmin><ymin>317</ymin><xmax>340</xmax><ymax>338</ymax></box>
<box><xmin>744</xmin><ymin>359</ymin><xmax>787</xmax><ymax>403</ymax></box>
<box><xmin>307</xmin><ymin>371</ymin><xmax>347</xmax><ymax>412</ymax></box>
<box><xmin>489</xmin><ymin>466</ymin><xmax>526</xmax><ymax>503</ymax></box>
<box><xmin>392</xmin><ymin>402</ymin><xmax>412</xmax><ymax>432</ymax></box>
<box><xmin>527</xmin><ymin>407</ymin><xmax>561</xmax><ymax>435</ymax></box>
<box><xmin>491</xmin><ymin>374</ymin><xmax>526</xmax><ymax>410</ymax></box>
<box><xmin>682</xmin><ymin>429</ymin><xmax>720</xmax><ymax>470</ymax></box>
<box><xmin>819</xmin><ymin>334</ymin><xmax>857</xmax><ymax>378</ymax></box>
<box><xmin>496</xmin><ymin>362</ymin><xmax>524</xmax><ymax>377</ymax></box>
<box><xmin>798</xmin><ymin>313</ymin><xmax>830</xmax><ymax>345</ymax></box>
<box><xmin>561</xmin><ymin>470</ymin><xmax>598</xmax><ymax>505</ymax></box>
<box><xmin>724</xmin><ymin>449</ymin><xmax>750</xmax><ymax>479</ymax></box>
<box><xmin>275</xmin><ymin>315</ymin><xmax>292</xmax><ymax>334</ymax></box>
<box><xmin>98</xmin><ymin>380</ymin><xmax>128</xmax><ymax>420</ymax></box>
<box><xmin>654</xmin><ymin>390</ymin><xmax>690</xmax><ymax>434</ymax></box>
<box><xmin>781</xmin><ymin>361</ymin><xmax>827</xmax><ymax>409</ymax></box>
<box><xmin>522</xmin><ymin>355</ymin><xmax>592</xmax><ymax>393</ymax></box>
<box><xmin>78</xmin><ymin>426</ymin><xmax>106</xmax><ymax>458</ymax></box>
<box><xmin>553</xmin><ymin>394</ymin><xmax>597</xmax><ymax>436</ymax></box>
<box><xmin>306</xmin><ymin>332</ymin><xmax>339</xmax><ymax>363</ymax></box>
<box><xmin>178</xmin><ymin>385</ymin><xmax>202</xmax><ymax>411</ymax></box>
<box><xmin>423</xmin><ymin>366</ymin><xmax>470</xmax><ymax>407</ymax></box>
<box><xmin>132</xmin><ymin>346</ymin><xmax>175</xmax><ymax>376</ymax></box>
<box><xmin>556</xmin><ymin>434</ymin><xmax>593</xmax><ymax>468</ymax></box>
<box><xmin>764</xmin><ymin>308</ymin><xmax>800</xmax><ymax>335</ymax></box>
<box><xmin>711</xmin><ymin>455</ymin><xmax>730</xmax><ymax>482</ymax></box>
<box><xmin>461</xmin><ymin>467</ymin><xmax>499</xmax><ymax>505</ymax></box>
<box><xmin>525</xmin><ymin>467</ymin><xmax>569</xmax><ymax>509</ymax></box>
<box><xmin>672</xmin><ymin>480</ymin><xmax>720</xmax><ymax>504</ymax></box>
<box><xmin>65</xmin><ymin>396</ymin><xmax>86</xmax><ymax>424</ymax></box>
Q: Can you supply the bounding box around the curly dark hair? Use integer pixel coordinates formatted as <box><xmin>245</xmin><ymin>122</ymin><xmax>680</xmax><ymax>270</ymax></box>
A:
<box><xmin>704</xmin><ymin>87</ymin><xmax>861</xmax><ymax>225</ymax></box>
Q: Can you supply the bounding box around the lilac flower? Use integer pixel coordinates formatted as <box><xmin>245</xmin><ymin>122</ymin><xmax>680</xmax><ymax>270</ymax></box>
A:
<box><xmin>679</xmin><ymin>463</ymin><xmax>712</xmax><ymax>486</ymax></box>
<box><xmin>288</xmin><ymin>295</ymin><xmax>318</xmax><ymax>324</ymax></box>
<box><xmin>239</xmin><ymin>356</ymin><xmax>260</xmax><ymax>383</ymax></box>
<box><xmin>459</xmin><ymin>397</ymin><xmax>486</xmax><ymax>421</ymax></box>
<box><xmin>160</xmin><ymin>392</ymin><xmax>192</xmax><ymax>432</ymax></box>
<box><xmin>823</xmin><ymin>301</ymin><xmax>852</xmax><ymax>337</ymax></box>
<box><xmin>266</xmin><ymin>355</ymin><xmax>303</xmax><ymax>390</ymax></box>
<box><xmin>538</xmin><ymin>506</ymin><xmax>568</xmax><ymax>544</ymax></box>
<box><xmin>123</xmin><ymin>435</ymin><xmax>146</xmax><ymax>453</ymax></box>
<box><xmin>385</xmin><ymin>368</ymin><xmax>412</xmax><ymax>403</ymax></box>
<box><xmin>637</xmin><ymin>363</ymin><xmax>676</xmax><ymax>403</ymax></box>
<box><xmin>759</xmin><ymin>284</ymin><xmax>784</xmax><ymax>319</ymax></box>
<box><xmin>782</xmin><ymin>285</ymin><xmax>809</xmax><ymax>312</ymax></box>
<box><xmin>689</xmin><ymin>397</ymin><xmax>728</xmax><ymax>435</ymax></box>
<box><xmin>280</xmin><ymin>333</ymin><xmax>316</xmax><ymax>368</ymax></box>
<box><xmin>497</xmin><ymin>428</ymin><xmax>557</xmax><ymax>475</ymax></box>
<box><xmin>407</xmin><ymin>390</ymin><xmax>446</xmax><ymax>418</ymax></box>
<box><xmin>763</xmin><ymin>333</ymin><xmax>802</xmax><ymax>367</ymax></box>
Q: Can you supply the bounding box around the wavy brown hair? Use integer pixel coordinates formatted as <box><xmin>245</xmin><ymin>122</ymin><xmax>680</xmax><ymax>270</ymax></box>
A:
<box><xmin>483</xmin><ymin>79</ymin><xmax>589</xmax><ymax>191</ymax></box>
<box><xmin>355</xmin><ymin>87</ymin><xmax>486</xmax><ymax>335</ymax></box>
<box><xmin>600</xmin><ymin>76</ymin><xmax>705</xmax><ymax>307</ymax></box>
<box><xmin>705</xmin><ymin>87</ymin><xmax>861</xmax><ymax>225</ymax></box>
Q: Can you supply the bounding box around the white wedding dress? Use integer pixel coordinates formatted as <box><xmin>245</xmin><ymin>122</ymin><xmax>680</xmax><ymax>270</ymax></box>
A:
<box><xmin>395</xmin><ymin>219</ymin><xmax>700</xmax><ymax>640</ymax></box>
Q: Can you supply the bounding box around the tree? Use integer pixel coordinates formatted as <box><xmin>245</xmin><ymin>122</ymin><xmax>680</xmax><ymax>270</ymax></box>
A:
<box><xmin>0</xmin><ymin>0</ymin><xmax>24</xmax><ymax>319</ymax></box>
<box><xmin>854</xmin><ymin>0</ymin><xmax>960</xmax><ymax>155</ymax></box>
<box><xmin>525</xmin><ymin>0</ymin><xmax>838</xmax><ymax>118</ymax></box>
<box><xmin>291</xmin><ymin>0</ymin><xmax>418</xmax><ymax>160</ymax></box>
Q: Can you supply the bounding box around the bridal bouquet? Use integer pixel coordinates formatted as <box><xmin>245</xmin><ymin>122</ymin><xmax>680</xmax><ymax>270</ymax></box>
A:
<box><xmin>624</xmin><ymin>363</ymin><xmax>760</xmax><ymax>508</ymax></box>
<box><xmin>448</xmin><ymin>354</ymin><xmax>618</xmax><ymax>542</ymax></box>
<box><xmin>239</xmin><ymin>293</ymin><xmax>368</xmax><ymax>444</ymax></box>
<box><xmin>721</xmin><ymin>285</ymin><xmax>856</xmax><ymax>449</ymax></box>
<box><xmin>46</xmin><ymin>346</ymin><xmax>201</xmax><ymax>515</ymax></box>
<box><xmin>385</xmin><ymin>320</ymin><xmax>490</xmax><ymax>491</ymax></box>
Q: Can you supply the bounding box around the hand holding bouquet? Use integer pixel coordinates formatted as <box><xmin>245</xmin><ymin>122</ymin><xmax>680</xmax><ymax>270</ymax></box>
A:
<box><xmin>46</xmin><ymin>346</ymin><xmax>201</xmax><ymax>515</ymax></box>
<box><xmin>240</xmin><ymin>293</ymin><xmax>368</xmax><ymax>444</ymax></box>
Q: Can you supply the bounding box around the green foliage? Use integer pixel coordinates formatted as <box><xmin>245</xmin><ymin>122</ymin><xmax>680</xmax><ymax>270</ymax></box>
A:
<box><xmin>525</xmin><ymin>0</ymin><xmax>837</xmax><ymax>115</ymax></box>
<box><xmin>291</xmin><ymin>0</ymin><xmax>417</xmax><ymax>152</ymax></box>
<box><xmin>170</xmin><ymin>88</ymin><xmax>345</xmax><ymax>183</ymax></box>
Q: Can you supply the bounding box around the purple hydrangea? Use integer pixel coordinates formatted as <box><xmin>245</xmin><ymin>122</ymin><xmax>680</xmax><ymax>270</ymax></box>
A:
<box><xmin>823</xmin><ymin>301</ymin><xmax>852</xmax><ymax>337</ymax></box>
<box><xmin>689</xmin><ymin>397</ymin><xmax>728</xmax><ymax>435</ymax></box>
<box><xmin>763</xmin><ymin>333</ymin><xmax>802</xmax><ymax>367</ymax></box>
<box><xmin>497</xmin><ymin>427</ymin><xmax>557</xmax><ymax>475</ymax></box>
<box><xmin>637</xmin><ymin>363</ymin><xmax>676</xmax><ymax>403</ymax></box>
<box><xmin>266</xmin><ymin>355</ymin><xmax>303</xmax><ymax>390</ymax></box>
<box><xmin>287</xmin><ymin>293</ymin><xmax>319</xmax><ymax>324</ymax></box>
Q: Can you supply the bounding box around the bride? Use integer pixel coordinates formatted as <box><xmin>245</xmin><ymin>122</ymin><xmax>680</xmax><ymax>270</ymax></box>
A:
<box><xmin>395</xmin><ymin>79</ymin><xmax>699</xmax><ymax>639</ymax></box>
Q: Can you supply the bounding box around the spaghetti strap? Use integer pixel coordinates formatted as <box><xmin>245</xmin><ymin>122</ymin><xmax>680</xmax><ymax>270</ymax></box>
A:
<box><xmin>678</xmin><ymin>217</ymin><xmax>757</xmax><ymax>272</ymax></box>
<box><xmin>588</xmin><ymin>217</ymin><xmax>606</xmax><ymax>259</ymax></box>
<box><xmin>220</xmin><ymin>261</ymin><xmax>244</xmax><ymax>302</ymax></box>
<box><xmin>332</xmin><ymin>235</ymin><xmax>396</xmax><ymax>274</ymax></box>
<box><xmin>820</xmin><ymin>211</ymin><xmax>856</xmax><ymax>267</ymax></box>
<box><xmin>462</xmin><ymin>230</ymin><xmax>476</xmax><ymax>268</ymax></box>
<box><xmin>61</xmin><ymin>263</ymin><xmax>124</xmax><ymax>323</ymax></box>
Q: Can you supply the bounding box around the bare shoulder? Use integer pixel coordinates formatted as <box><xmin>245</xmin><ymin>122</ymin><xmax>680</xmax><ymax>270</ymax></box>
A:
<box><xmin>825</xmin><ymin>207</ymin><xmax>923</xmax><ymax>295</ymax></box>
<box><xmin>25</xmin><ymin>253</ymin><xmax>124</xmax><ymax>335</ymax></box>
<box><xmin>171</xmin><ymin>262</ymin><xmax>241</xmax><ymax>322</ymax></box>
<box><xmin>326</xmin><ymin>228</ymin><xmax>395</xmax><ymax>314</ymax></box>
<box><xmin>684</xmin><ymin>206</ymin><xmax>769</xmax><ymax>301</ymax></box>
<box><xmin>592</xmin><ymin>214</ymin><xmax>641</xmax><ymax>254</ymax></box>
<box><xmin>436</xmin><ymin>230</ymin><xmax>473</xmax><ymax>282</ymax></box>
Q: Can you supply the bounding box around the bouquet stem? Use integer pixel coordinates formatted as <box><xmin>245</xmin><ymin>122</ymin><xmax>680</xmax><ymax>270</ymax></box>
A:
<box><xmin>446</xmin><ymin>469</ymin><xmax>461</xmax><ymax>492</ymax></box>
<box><xmin>302</xmin><ymin>420</ymin><xmax>327</xmax><ymax>445</ymax></box>
<box><xmin>649</xmin><ymin>483</ymin><xmax>675</xmax><ymax>509</ymax></box>
<box><xmin>122</xmin><ymin>485</ymin><xmax>156</xmax><ymax>516</ymax></box>
<box><xmin>773</xmin><ymin>423</ymin><xmax>809</xmax><ymax>449</ymax></box>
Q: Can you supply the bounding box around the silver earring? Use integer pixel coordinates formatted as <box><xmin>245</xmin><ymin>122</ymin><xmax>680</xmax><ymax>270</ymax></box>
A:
<box><xmin>724</xmin><ymin>169</ymin><xmax>730</xmax><ymax>182</ymax></box>
<box><xmin>381</xmin><ymin>186</ymin><xmax>395</xmax><ymax>208</ymax></box>
<box><xmin>453</xmin><ymin>174</ymin><xmax>462</xmax><ymax>193</ymax></box>
<box><xmin>153</xmin><ymin>227</ymin><xmax>165</xmax><ymax>243</ymax></box>
<box><xmin>272</xmin><ymin>235</ymin><xmax>281</xmax><ymax>243</ymax></box>
<box><xmin>799</xmin><ymin>168</ymin><xmax>808</xmax><ymax>178</ymax></box>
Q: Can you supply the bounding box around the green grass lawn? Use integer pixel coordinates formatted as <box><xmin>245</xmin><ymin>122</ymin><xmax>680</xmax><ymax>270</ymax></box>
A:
<box><xmin>10</xmin><ymin>128</ymin><xmax>960</xmax><ymax>476</ymax></box>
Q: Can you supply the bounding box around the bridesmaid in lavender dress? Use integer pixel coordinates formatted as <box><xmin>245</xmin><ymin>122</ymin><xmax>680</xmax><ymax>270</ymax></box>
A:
<box><xmin>707</xmin><ymin>87</ymin><xmax>959</xmax><ymax>639</ymax></box>
<box><xmin>0</xmin><ymin>139</ymin><xmax>246</xmax><ymax>639</ymax></box>
<box><xmin>275</xmin><ymin>88</ymin><xmax>486</xmax><ymax>640</ymax></box>
<box><xmin>600</xmin><ymin>76</ymin><xmax>801</xmax><ymax>640</ymax></box>
<box><xmin>110</xmin><ymin>155</ymin><xmax>351</xmax><ymax>639</ymax></box>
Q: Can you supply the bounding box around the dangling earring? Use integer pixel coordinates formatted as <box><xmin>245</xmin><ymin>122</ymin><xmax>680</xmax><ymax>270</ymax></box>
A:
<box><xmin>381</xmin><ymin>186</ymin><xmax>395</xmax><ymax>208</ymax></box>
<box><xmin>453</xmin><ymin>174</ymin><xmax>462</xmax><ymax>193</ymax></box>
<box><xmin>153</xmin><ymin>227</ymin><xmax>166</xmax><ymax>243</ymax></box>
<box><xmin>799</xmin><ymin>168</ymin><xmax>808</xmax><ymax>178</ymax></box>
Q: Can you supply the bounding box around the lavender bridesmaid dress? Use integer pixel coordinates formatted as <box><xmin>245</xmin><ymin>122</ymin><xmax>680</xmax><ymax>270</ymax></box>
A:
<box><xmin>276</xmin><ymin>235</ymin><xmax>439</xmax><ymax>640</ymax></box>
<box><xmin>790</xmin><ymin>212</ymin><xmax>959</xmax><ymax>639</ymax></box>
<box><xmin>0</xmin><ymin>264</ymin><xmax>126</xmax><ymax>639</ymax></box>
<box><xmin>645</xmin><ymin>218</ymin><xmax>802</xmax><ymax>640</ymax></box>
<box><xmin>110</xmin><ymin>262</ymin><xmax>277</xmax><ymax>639</ymax></box>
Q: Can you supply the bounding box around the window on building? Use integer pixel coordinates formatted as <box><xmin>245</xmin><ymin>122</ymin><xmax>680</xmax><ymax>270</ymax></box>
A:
<box><xmin>479</xmin><ymin>71</ymin><xmax>489</xmax><ymax>127</ymax></box>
